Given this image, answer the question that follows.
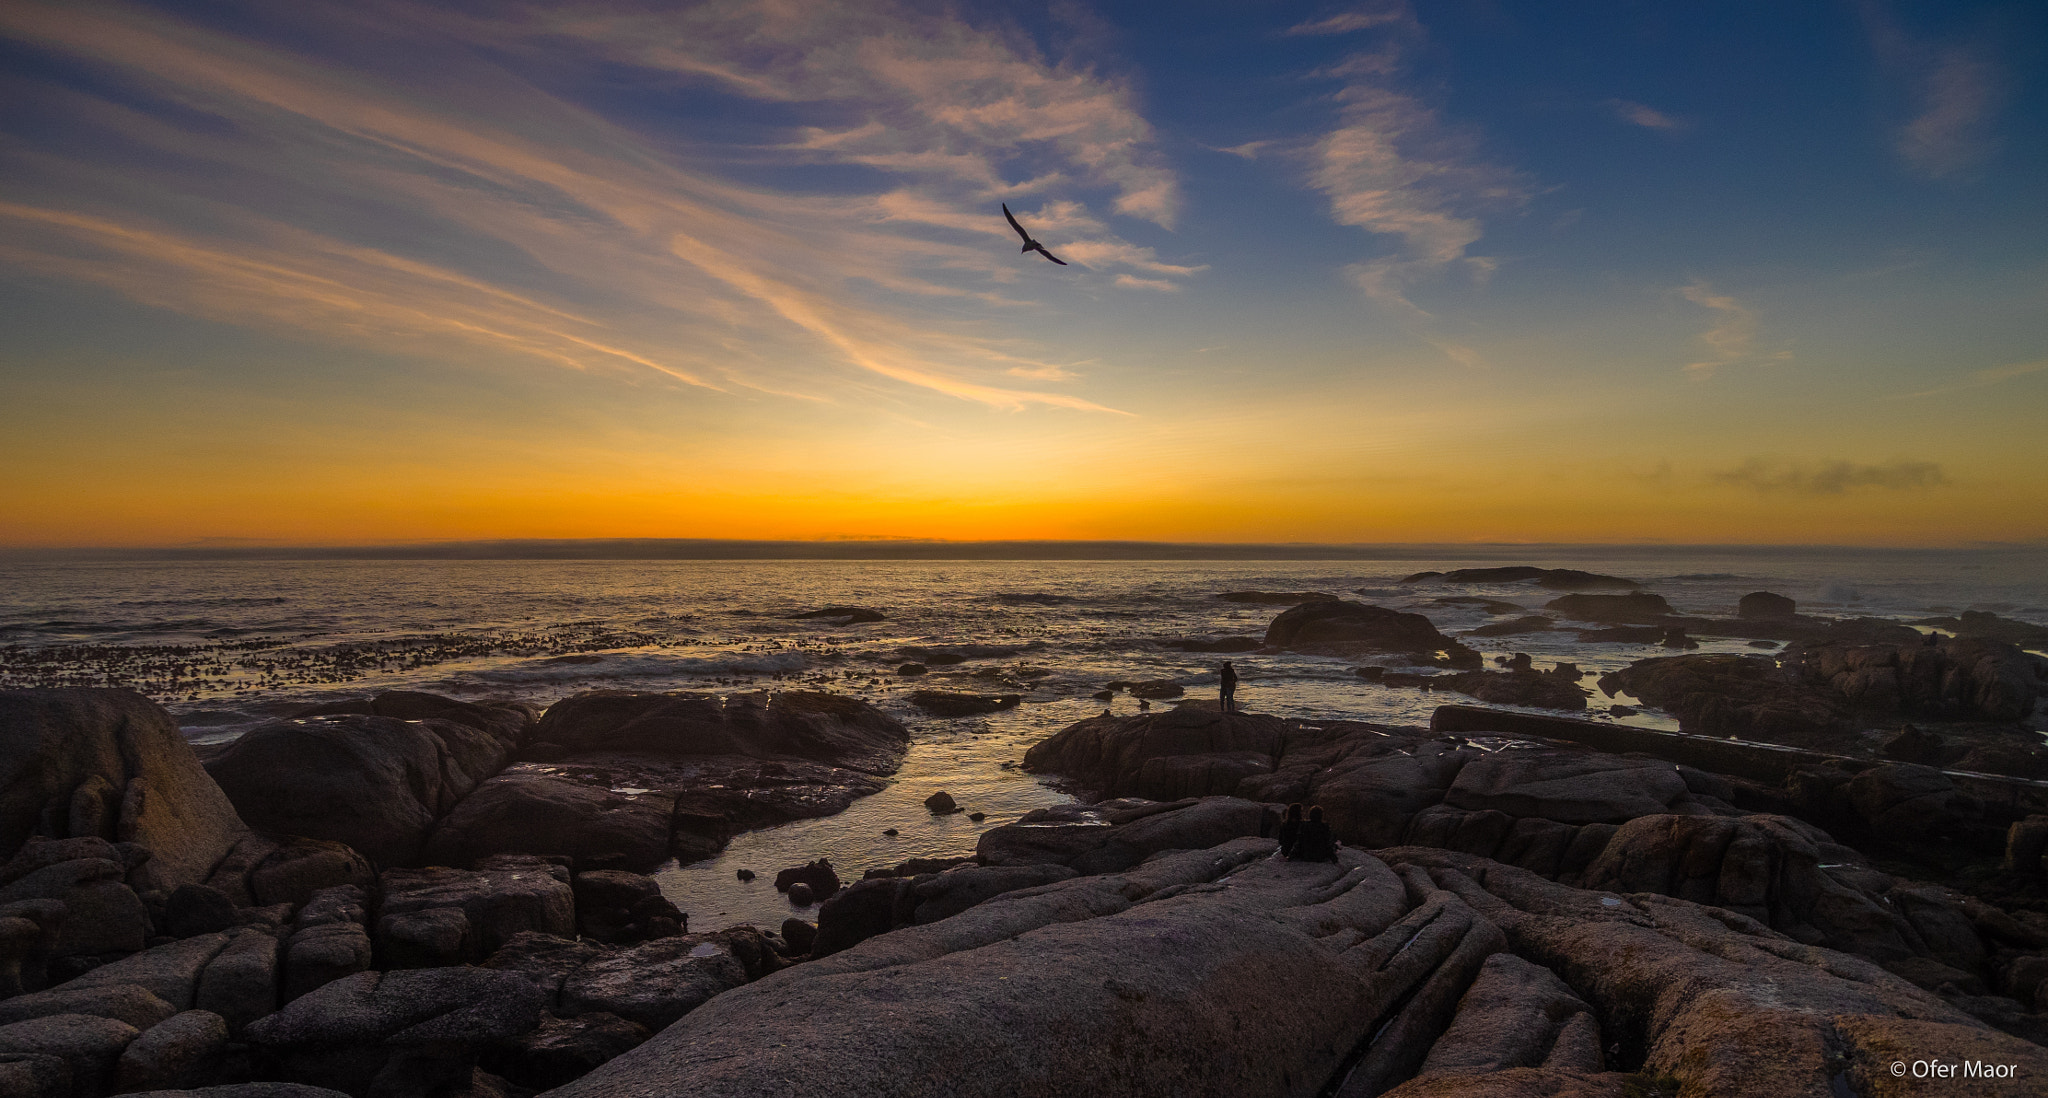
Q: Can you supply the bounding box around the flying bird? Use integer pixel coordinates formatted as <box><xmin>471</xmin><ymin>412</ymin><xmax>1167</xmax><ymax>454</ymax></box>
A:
<box><xmin>1003</xmin><ymin>203</ymin><xmax>1068</xmax><ymax>265</ymax></box>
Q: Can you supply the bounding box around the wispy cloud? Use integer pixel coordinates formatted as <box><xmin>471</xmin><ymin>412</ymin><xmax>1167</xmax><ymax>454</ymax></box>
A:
<box><xmin>0</xmin><ymin>0</ymin><xmax>1178</xmax><ymax>414</ymax></box>
<box><xmin>1300</xmin><ymin>12</ymin><xmax>1527</xmax><ymax>330</ymax></box>
<box><xmin>1677</xmin><ymin>281</ymin><xmax>1791</xmax><ymax>378</ymax></box>
<box><xmin>1285</xmin><ymin>4</ymin><xmax>1415</xmax><ymax>37</ymax></box>
<box><xmin>1678</xmin><ymin>282</ymin><xmax>1756</xmax><ymax>377</ymax></box>
<box><xmin>1710</xmin><ymin>458</ymin><xmax>1947</xmax><ymax>495</ymax></box>
<box><xmin>1899</xmin><ymin>359</ymin><xmax>2048</xmax><ymax>399</ymax></box>
<box><xmin>1607</xmin><ymin>99</ymin><xmax>1684</xmax><ymax>131</ymax></box>
<box><xmin>1859</xmin><ymin>2</ymin><xmax>2003</xmax><ymax>179</ymax></box>
<box><xmin>493</xmin><ymin>0</ymin><xmax>1183</xmax><ymax>228</ymax></box>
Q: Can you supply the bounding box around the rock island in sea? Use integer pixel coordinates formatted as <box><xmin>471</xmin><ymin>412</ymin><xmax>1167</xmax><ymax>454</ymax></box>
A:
<box><xmin>2</xmin><ymin>562</ymin><xmax>2047</xmax><ymax>1095</ymax></box>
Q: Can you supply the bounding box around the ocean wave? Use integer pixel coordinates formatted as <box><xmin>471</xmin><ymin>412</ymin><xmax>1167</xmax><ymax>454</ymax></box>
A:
<box><xmin>116</xmin><ymin>596</ymin><xmax>290</xmax><ymax>608</ymax></box>
<box><xmin>466</xmin><ymin>649</ymin><xmax>811</xmax><ymax>684</ymax></box>
<box><xmin>0</xmin><ymin>618</ymin><xmax>215</xmax><ymax>636</ymax></box>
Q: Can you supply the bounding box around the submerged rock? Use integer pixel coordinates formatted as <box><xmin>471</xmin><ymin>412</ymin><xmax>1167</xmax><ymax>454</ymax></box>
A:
<box><xmin>1403</xmin><ymin>567</ymin><xmax>1638</xmax><ymax>590</ymax></box>
<box><xmin>908</xmin><ymin>692</ymin><xmax>1022</xmax><ymax>717</ymax></box>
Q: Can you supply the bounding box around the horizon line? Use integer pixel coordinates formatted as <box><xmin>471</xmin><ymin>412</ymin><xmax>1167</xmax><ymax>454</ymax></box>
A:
<box><xmin>3</xmin><ymin>537</ymin><xmax>2045</xmax><ymax>563</ymax></box>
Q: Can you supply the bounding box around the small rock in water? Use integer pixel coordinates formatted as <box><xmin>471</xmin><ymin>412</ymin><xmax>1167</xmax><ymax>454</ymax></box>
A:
<box><xmin>774</xmin><ymin>859</ymin><xmax>841</xmax><ymax>899</ymax></box>
<box><xmin>883</xmin><ymin>828</ymin><xmax>899</xmax><ymax>836</ymax></box>
<box><xmin>1128</xmin><ymin>680</ymin><xmax>1184</xmax><ymax>700</ymax></box>
<box><xmin>967</xmin><ymin>812</ymin><xmax>986</xmax><ymax>822</ymax></box>
<box><xmin>736</xmin><ymin>869</ymin><xmax>755</xmax><ymax>881</ymax></box>
<box><xmin>788</xmin><ymin>882</ymin><xmax>814</xmax><ymax>906</ymax></box>
<box><xmin>925</xmin><ymin>791</ymin><xmax>959</xmax><ymax>814</ymax></box>
<box><xmin>1091</xmin><ymin>689</ymin><xmax>1115</xmax><ymax>700</ymax></box>
<box><xmin>1609</xmin><ymin>705</ymin><xmax>1637</xmax><ymax>717</ymax></box>
<box><xmin>896</xmin><ymin>663</ymin><xmax>927</xmax><ymax>676</ymax></box>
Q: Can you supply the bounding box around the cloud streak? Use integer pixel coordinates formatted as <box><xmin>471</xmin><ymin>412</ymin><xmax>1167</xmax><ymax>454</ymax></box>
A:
<box><xmin>1607</xmin><ymin>99</ymin><xmax>1684</xmax><ymax>131</ymax></box>
<box><xmin>1898</xmin><ymin>359</ymin><xmax>2048</xmax><ymax>399</ymax></box>
<box><xmin>1710</xmin><ymin>459</ymin><xmax>1947</xmax><ymax>496</ymax></box>
<box><xmin>1298</xmin><ymin>9</ymin><xmax>1526</xmax><ymax>334</ymax></box>
<box><xmin>1859</xmin><ymin>2</ymin><xmax>2003</xmax><ymax>179</ymax></box>
<box><xmin>1678</xmin><ymin>282</ymin><xmax>1758</xmax><ymax>377</ymax></box>
<box><xmin>0</xmin><ymin>0</ymin><xmax>1179</xmax><ymax>415</ymax></box>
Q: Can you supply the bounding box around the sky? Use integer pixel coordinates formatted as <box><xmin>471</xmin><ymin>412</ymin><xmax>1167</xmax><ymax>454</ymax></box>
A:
<box><xmin>1</xmin><ymin>0</ymin><xmax>2044</xmax><ymax>549</ymax></box>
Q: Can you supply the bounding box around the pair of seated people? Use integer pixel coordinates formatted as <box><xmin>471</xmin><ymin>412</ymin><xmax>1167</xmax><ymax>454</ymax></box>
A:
<box><xmin>1276</xmin><ymin>803</ymin><xmax>1337</xmax><ymax>862</ymax></box>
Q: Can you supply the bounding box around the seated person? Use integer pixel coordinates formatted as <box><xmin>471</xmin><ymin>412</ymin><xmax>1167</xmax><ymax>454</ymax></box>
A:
<box><xmin>1289</xmin><ymin>806</ymin><xmax>1338</xmax><ymax>862</ymax></box>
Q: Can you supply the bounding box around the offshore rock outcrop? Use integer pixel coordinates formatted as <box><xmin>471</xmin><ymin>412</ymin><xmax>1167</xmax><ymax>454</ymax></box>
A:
<box><xmin>1600</xmin><ymin>636</ymin><xmax>2048</xmax><ymax>747</ymax></box>
<box><xmin>1265</xmin><ymin>602</ymin><xmax>1479</xmax><ymax>667</ymax></box>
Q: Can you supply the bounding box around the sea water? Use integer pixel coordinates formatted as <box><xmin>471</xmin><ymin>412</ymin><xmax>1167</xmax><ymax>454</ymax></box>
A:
<box><xmin>4</xmin><ymin>551</ymin><xmax>2045</xmax><ymax>928</ymax></box>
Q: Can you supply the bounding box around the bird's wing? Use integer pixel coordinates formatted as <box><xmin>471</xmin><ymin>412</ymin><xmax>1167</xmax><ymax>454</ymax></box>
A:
<box><xmin>1036</xmin><ymin>245</ymin><xmax>1068</xmax><ymax>266</ymax></box>
<box><xmin>1002</xmin><ymin>203</ymin><xmax>1031</xmax><ymax>242</ymax></box>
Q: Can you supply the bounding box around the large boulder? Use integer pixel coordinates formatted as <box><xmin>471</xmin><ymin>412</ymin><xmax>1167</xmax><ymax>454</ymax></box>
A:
<box><xmin>420</xmin><ymin>771</ymin><xmax>676</xmax><ymax>871</ymax></box>
<box><xmin>243</xmin><ymin>967</ymin><xmax>545</xmax><ymax>1097</ymax></box>
<box><xmin>1265</xmin><ymin>601</ymin><xmax>1466</xmax><ymax>659</ymax></box>
<box><xmin>290</xmin><ymin>692</ymin><xmax>533</xmax><ymax>750</ymax></box>
<box><xmin>1598</xmin><ymin>654</ymin><xmax>1845</xmax><ymax>744</ymax></box>
<box><xmin>112</xmin><ymin>1008</ymin><xmax>229</xmax><ymax>1093</ymax></box>
<box><xmin>281</xmin><ymin>886</ymin><xmax>372</xmax><ymax>1003</ymax></box>
<box><xmin>487</xmin><ymin>1011</ymin><xmax>650</xmax><ymax>1091</ymax></box>
<box><xmin>530</xmin><ymin>690</ymin><xmax>907</xmax><ymax>771</ymax></box>
<box><xmin>0</xmin><ymin>1013</ymin><xmax>139</xmax><ymax>1097</ymax></box>
<box><xmin>0</xmin><ymin>689</ymin><xmax>249</xmax><ymax>892</ymax></box>
<box><xmin>977</xmin><ymin>796</ymin><xmax>1269</xmax><ymax>876</ymax></box>
<box><xmin>376</xmin><ymin>856</ymin><xmax>575</xmax><ymax>968</ymax></box>
<box><xmin>1794</xmin><ymin>637</ymin><xmax>2043</xmax><ymax>723</ymax></box>
<box><xmin>1022</xmin><ymin>706</ymin><xmax>1289</xmax><ymax>800</ymax></box>
<box><xmin>0</xmin><ymin>845</ymin><xmax>151</xmax><ymax>957</ymax></box>
<box><xmin>205</xmin><ymin>713</ymin><xmax>512</xmax><ymax>867</ymax></box>
<box><xmin>557</xmin><ymin>933</ymin><xmax>753</xmax><ymax>1030</ymax></box>
<box><xmin>201</xmin><ymin>834</ymin><xmax>375</xmax><ymax>911</ymax></box>
<box><xmin>1443</xmin><ymin>752</ymin><xmax>1691</xmax><ymax>825</ymax></box>
<box><xmin>1739</xmin><ymin>591</ymin><xmax>1798</xmax><ymax>620</ymax></box>
<box><xmin>0</xmin><ymin>982</ymin><xmax>177</xmax><ymax>1029</ymax></box>
<box><xmin>1383</xmin><ymin>847</ymin><xmax>2048</xmax><ymax>1096</ymax></box>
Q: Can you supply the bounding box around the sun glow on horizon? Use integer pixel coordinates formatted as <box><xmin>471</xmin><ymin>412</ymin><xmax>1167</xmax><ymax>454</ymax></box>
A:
<box><xmin>2</xmin><ymin>0</ymin><xmax>2043</xmax><ymax>549</ymax></box>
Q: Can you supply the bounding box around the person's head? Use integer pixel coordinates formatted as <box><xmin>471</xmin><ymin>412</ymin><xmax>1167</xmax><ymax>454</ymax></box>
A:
<box><xmin>1308</xmin><ymin>806</ymin><xmax>1325</xmax><ymax>823</ymax></box>
<box><xmin>1286</xmin><ymin>802</ymin><xmax>1303</xmax><ymax>820</ymax></box>
<box><xmin>1222</xmin><ymin>661</ymin><xmax>1234</xmax><ymax>670</ymax></box>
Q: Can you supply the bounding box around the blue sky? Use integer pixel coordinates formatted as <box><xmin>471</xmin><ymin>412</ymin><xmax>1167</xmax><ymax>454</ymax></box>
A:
<box><xmin>1</xmin><ymin>0</ymin><xmax>2043</xmax><ymax>546</ymax></box>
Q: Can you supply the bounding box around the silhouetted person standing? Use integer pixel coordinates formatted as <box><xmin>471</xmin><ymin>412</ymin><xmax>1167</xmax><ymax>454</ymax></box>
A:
<box><xmin>1290</xmin><ymin>806</ymin><xmax>1337</xmax><ymax>862</ymax></box>
<box><xmin>1219</xmin><ymin>661</ymin><xmax>1239</xmax><ymax>712</ymax></box>
<box><xmin>1276</xmin><ymin>802</ymin><xmax>1304</xmax><ymax>858</ymax></box>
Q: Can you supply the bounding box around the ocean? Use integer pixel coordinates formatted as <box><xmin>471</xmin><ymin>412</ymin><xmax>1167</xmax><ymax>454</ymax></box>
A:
<box><xmin>5</xmin><ymin>550</ymin><xmax>2046</xmax><ymax>928</ymax></box>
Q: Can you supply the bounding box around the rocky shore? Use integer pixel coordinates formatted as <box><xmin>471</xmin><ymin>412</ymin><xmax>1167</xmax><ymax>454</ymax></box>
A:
<box><xmin>2</xmin><ymin>586</ymin><xmax>2045</xmax><ymax>1097</ymax></box>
